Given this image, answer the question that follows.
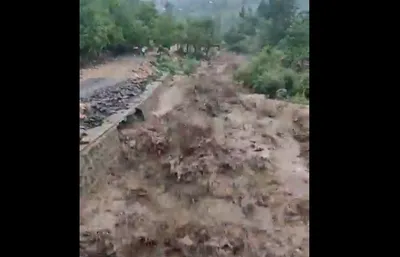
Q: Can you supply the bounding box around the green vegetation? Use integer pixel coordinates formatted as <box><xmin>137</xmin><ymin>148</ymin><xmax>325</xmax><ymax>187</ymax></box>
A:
<box><xmin>155</xmin><ymin>54</ymin><xmax>200</xmax><ymax>76</ymax></box>
<box><xmin>225</xmin><ymin>0</ymin><xmax>309</xmax><ymax>103</ymax></box>
<box><xmin>80</xmin><ymin>0</ymin><xmax>309</xmax><ymax>103</ymax></box>
<box><xmin>80</xmin><ymin>0</ymin><xmax>221</xmax><ymax>65</ymax></box>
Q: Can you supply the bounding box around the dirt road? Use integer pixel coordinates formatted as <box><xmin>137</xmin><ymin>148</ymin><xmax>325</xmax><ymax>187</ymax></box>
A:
<box><xmin>80</xmin><ymin>55</ymin><xmax>157</xmax><ymax>129</ymax></box>
<box><xmin>80</xmin><ymin>55</ymin><xmax>147</xmax><ymax>94</ymax></box>
<box><xmin>80</xmin><ymin>53</ymin><xmax>309</xmax><ymax>257</ymax></box>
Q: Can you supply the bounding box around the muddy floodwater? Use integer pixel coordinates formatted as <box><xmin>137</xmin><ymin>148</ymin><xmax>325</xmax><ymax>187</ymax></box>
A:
<box><xmin>80</xmin><ymin>53</ymin><xmax>309</xmax><ymax>257</ymax></box>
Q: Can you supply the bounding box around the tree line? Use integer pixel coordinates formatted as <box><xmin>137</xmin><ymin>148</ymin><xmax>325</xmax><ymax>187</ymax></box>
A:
<box><xmin>80</xmin><ymin>0</ymin><xmax>221</xmax><ymax>65</ymax></box>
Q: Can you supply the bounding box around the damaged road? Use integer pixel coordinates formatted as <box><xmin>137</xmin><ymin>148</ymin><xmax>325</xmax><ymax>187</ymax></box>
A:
<box><xmin>80</xmin><ymin>79</ymin><xmax>147</xmax><ymax>129</ymax></box>
<box><xmin>80</xmin><ymin>58</ymin><xmax>157</xmax><ymax>130</ymax></box>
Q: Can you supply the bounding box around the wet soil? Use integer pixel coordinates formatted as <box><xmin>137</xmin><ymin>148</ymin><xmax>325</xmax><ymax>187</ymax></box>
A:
<box><xmin>80</xmin><ymin>53</ymin><xmax>309</xmax><ymax>257</ymax></box>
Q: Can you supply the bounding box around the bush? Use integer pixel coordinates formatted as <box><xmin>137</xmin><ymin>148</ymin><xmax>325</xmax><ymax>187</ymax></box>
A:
<box><xmin>228</xmin><ymin>43</ymin><xmax>250</xmax><ymax>54</ymax></box>
<box><xmin>155</xmin><ymin>55</ymin><xmax>200</xmax><ymax>76</ymax></box>
<box><xmin>254</xmin><ymin>70</ymin><xmax>285</xmax><ymax>96</ymax></box>
<box><xmin>290</xmin><ymin>93</ymin><xmax>309</xmax><ymax>105</ymax></box>
<box><xmin>156</xmin><ymin>55</ymin><xmax>180</xmax><ymax>75</ymax></box>
<box><xmin>254</xmin><ymin>68</ymin><xmax>300</xmax><ymax>97</ymax></box>
<box><xmin>182</xmin><ymin>58</ymin><xmax>200</xmax><ymax>75</ymax></box>
<box><xmin>235</xmin><ymin>45</ymin><xmax>307</xmax><ymax>99</ymax></box>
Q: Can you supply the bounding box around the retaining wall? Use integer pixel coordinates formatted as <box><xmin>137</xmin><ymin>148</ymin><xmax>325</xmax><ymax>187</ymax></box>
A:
<box><xmin>79</xmin><ymin>76</ymin><xmax>168</xmax><ymax>194</ymax></box>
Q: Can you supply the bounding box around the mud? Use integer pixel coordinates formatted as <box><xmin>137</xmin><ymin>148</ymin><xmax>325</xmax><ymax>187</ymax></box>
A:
<box><xmin>80</xmin><ymin>55</ymin><xmax>146</xmax><ymax>82</ymax></box>
<box><xmin>80</xmin><ymin>53</ymin><xmax>309</xmax><ymax>257</ymax></box>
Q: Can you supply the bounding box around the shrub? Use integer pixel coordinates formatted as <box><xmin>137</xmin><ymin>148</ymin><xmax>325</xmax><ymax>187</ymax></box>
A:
<box><xmin>182</xmin><ymin>58</ymin><xmax>199</xmax><ymax>75</ymax></box>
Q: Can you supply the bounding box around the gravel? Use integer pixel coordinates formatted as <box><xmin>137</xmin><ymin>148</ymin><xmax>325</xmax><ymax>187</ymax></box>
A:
<box><xmin>80</xmin><ymin>79</ymin><xmax>148</xmax><ymax>129</ymax></box>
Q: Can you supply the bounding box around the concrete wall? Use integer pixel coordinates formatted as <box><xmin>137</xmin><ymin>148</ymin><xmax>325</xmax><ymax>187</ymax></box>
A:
<box><xmin>80</xmin><ymin>76</ymin><xmax>169</xmax><ymax>195</ymax></box>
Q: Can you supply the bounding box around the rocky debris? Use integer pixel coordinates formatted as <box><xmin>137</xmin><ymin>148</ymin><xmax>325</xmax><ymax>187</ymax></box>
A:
<box><xmin>134</xmin><ymin>60</ymin><xmax>156</xmax><ymax>80</ymax></box>
<box><xmin>80</xmin><ymin>61</ymin><xmax>157</xmax><ymax>130</ymax></box>
<box><xmin>80</xmin><ymin>80</ymin><xmax>145</xmax><ymax>129</ymax></box>
<box><xmin>131</xmin><ymin>66</ymin><xmax>153</xmax><ymax>81</ymax></box>
<box><xmin>80</xmin><ymin>127</ymin><xmax>89</xmax><ymax>145</ymax></box>
<box><xmin>80</xmin><ymin>230</ymin><xmax>115</xmax><ymax>257</ymax></box>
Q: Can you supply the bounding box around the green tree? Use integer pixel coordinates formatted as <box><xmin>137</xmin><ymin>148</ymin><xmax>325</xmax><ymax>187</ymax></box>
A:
<box><xmin>80</xmin><ymin>0</ymin><xmax>226</xmax><ymax>64</ymax></box>
<box><xmin>152</xmin><ymin>14</ymin><xmax>179</xmax><ymax>48</ymax></box>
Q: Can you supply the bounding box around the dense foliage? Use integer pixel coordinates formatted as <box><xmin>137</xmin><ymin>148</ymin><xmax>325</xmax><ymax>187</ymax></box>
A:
<box><xmin>80</xmin><ymin>0</ymin><xmax>221</xmax><ymax>64</ymax></box>
<box><xmin>226</xmin><ymin>0</ymin><xmax>309</xmax><ymax>103</ymax></box>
